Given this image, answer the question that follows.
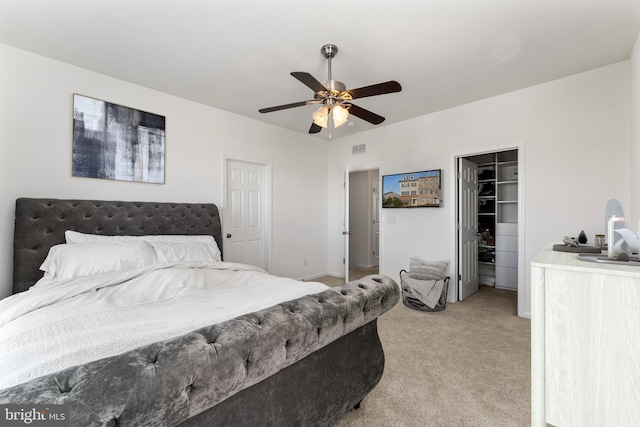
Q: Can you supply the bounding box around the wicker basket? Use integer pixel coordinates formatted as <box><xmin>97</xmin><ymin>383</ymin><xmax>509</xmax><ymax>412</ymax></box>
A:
<box><xmin>399</xmin><ymin>269</ymin><xmax>450</xmax><ymax>312</ymax></box>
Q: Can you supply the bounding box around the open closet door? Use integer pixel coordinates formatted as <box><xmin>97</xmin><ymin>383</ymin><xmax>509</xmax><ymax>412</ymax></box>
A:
<box><xmin>371</xmin><ymin>177</ymin><xmax>380</xmax><ymax>267</ymax></box>
<box><xmin>458</xmin><ymin>157</ymin><xmax>479</xmax><ymax>300</ymax></box>
<box><xmin>343</xmin><ymin>165</ymin><xmax>350</xmax><ymax>282</ymax></box>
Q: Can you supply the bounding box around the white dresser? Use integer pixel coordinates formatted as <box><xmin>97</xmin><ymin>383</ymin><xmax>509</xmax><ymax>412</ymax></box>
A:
<box><xmin>495</xmin><ymin>222</ymin><xmax>517</xmax><ymax>290</ymax></box>
<box><xmin>531</xmin><ymin>246</ymin><xmax>640</xmax><ymax>426</ymax></box>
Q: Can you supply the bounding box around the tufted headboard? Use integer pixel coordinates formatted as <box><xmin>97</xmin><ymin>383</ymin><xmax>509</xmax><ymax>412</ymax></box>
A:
<box><xmin>13</xmin><ymin>198</ymin><xmax>223</xmax><ymax>295</ymax></box>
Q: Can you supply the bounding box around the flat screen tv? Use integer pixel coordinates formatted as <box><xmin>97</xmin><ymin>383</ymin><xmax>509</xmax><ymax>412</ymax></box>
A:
<box><xmin>382</xmin><ymin>169</ymin><xmax>442</xmax><ymax>208</ymax></box>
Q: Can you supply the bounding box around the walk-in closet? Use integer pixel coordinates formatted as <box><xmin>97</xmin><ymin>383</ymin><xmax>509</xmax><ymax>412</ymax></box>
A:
<box><xmin>457</xmin><ymin>149</ymin><xmax>519</xmax><ymax>300</ymax></box>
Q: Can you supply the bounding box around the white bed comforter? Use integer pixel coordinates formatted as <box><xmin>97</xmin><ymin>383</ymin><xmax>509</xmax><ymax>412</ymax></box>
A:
<box><xmin>0</xmin><ymin>262</ymin><xmax>328</xmax><ymax>390</ymax></box>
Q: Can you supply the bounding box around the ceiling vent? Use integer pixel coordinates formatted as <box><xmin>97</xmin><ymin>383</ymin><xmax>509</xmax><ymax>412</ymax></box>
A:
<box><xmin>352</xmin><ymin>144</ymin><xmax>366</xmax><ymax>155</ymax></box>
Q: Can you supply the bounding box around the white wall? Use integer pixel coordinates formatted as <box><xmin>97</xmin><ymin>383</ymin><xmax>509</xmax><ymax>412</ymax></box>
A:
<box><xmin>328</xmin><ymin>61</ymin><xmax>631</xmax><ymax>318</ymax></box>
<box><xmin>0</xmin><ymin>43</ymin><xmax>329</xmax><ymax>298</ymax></box>
<box><xmin>630</xmin><ymin>34</ymin><xmax>640</xmax><ymax>227</ymax></box>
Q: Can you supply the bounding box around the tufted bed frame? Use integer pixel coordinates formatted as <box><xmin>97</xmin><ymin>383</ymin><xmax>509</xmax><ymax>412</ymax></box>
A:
<box><xmin>1</xmin><ymin>198</ymin><xmax>400</xmax><ymax>426</ymax></box>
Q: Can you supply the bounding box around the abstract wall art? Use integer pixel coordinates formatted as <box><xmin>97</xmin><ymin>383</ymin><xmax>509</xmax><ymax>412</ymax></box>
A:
<box><xmin>72</xmin><ymin>94</ymin><xmax>165</xmax><ymax>184</ymax></box>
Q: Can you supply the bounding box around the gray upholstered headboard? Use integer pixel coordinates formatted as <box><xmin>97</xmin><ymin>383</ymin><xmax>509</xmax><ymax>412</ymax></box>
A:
<box><xmin>13</xmin><ymin>198</ymin><xmax>223</xmax><ymax>295</ymax></box>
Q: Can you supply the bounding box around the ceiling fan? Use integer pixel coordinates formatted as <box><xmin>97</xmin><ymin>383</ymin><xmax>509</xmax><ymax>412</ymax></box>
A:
<box><xmin>258</xmin><ymin>44</ymin><xmax>402</xmax><ymax>134</ymax></box>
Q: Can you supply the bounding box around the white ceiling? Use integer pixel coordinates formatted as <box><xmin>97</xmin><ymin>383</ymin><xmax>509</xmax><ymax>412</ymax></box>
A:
<box><xmin>1</xmin><ymin>0</ymin><xmax>639</xmax><ymax>140</ymax></box>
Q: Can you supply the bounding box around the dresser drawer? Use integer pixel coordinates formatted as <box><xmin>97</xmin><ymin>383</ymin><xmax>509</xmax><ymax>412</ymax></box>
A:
<box><xmin>496</xmin><ymin>266</ymin><xmax>517</xmax><ymax>290</ymax></box>
<box><xmin>496</xmin><ymin>250</ymin><xmax>518</xmax><ymax>268</ymax></box>
<box><xmin>496</xmin><ymin>235</ymin><xmax>517</xmax><ymax>252</ymax></box>
<box><xmin>496</xmin><ymin>222</ymin><xmax>518</xmax><ymax>236</ymax></box>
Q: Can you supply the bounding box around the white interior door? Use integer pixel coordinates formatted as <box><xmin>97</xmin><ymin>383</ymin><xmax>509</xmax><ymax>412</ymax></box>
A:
<box><xmin>224</xmin><ymin>159</ymin><xmax>270</xmax><ymax>270</ymax></box>
<box><xmin>371</xmin><ymin>177</ymin><xmax>380</xmax><ymax>267</ymax></box>
<box><xmin>343</xmin><ymin>165</ymin><xmax>350</xmax><ymax>281</ymax></box>
<box><xmin>458</xmin><ymin>157</ymin><xmax>479</xmax><ymax>300</ymax></box>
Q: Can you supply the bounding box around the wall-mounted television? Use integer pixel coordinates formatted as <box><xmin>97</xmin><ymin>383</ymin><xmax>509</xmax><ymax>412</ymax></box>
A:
<box><xmin>382</xmin><ymin>169</ymin><xmax>442</xmax><ymax>208</ymax></box>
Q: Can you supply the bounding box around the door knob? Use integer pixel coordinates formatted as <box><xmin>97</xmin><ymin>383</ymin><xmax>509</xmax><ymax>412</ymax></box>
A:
<box><xmin>342</xmin><ymin>231</ymin><xmax>353</xmax><ymax>235</ymax></box>
<box><xmin>226</xmin><ymin>233</ymin><xmax>232</xmax><ymax>238</ymax></box>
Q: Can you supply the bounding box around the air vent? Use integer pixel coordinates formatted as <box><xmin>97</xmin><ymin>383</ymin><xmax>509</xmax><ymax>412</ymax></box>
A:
<box><xmin>352</xmin><ymin>144</ymin><xmax>366</xmax><ymax>155</ymax></box>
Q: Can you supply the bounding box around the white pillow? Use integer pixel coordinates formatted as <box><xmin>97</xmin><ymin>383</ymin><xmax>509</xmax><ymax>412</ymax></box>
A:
<box><xmin>40</xmin><ymin>241</ymin><xmax>159</xmax><ymax>280</ymax></box>
<box><xmin>149</xmin><ymin>241</ymin><xmax>219</xmax><ymax>263</ymax></box>
<box><xmin>65</xmin><ymin>230</ymin><xmax>222</xmax><ymax>261</ymax></box>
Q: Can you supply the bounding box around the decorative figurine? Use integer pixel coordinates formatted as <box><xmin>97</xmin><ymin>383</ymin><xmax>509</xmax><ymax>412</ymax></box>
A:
<box><xmin>578</xmin><ymin>230</ymin><xmax>587</xmax><ymax>244</ymax></box>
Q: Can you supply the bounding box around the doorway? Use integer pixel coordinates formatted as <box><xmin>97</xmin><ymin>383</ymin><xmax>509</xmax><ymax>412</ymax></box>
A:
<box><xmin>349</xmin><ymin>169</ymin><xmax>380</xmax><ymax>279</ymax></box>
<box><xmin>223</xmin><ymin>158</ymin><xmax>272</xmax><ymax>271</ymax></box>
<box><xmin>455</xmin><ymin>148</ymin><xmax>524</xmax><ymax>316</ymax></box>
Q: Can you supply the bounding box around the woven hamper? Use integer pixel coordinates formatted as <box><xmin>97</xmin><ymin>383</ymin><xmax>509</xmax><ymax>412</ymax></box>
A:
<box><xmin>399</xmin><ymin>269</ymin><xmax>450</xmax><ymax>312</ymax></box>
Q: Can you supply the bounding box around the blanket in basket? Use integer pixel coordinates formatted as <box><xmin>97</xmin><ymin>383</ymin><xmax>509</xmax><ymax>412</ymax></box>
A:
<box><xmin>402</xmin><ymin>275</ymin><xmax>444</xmax><ymax>308</ymax></box>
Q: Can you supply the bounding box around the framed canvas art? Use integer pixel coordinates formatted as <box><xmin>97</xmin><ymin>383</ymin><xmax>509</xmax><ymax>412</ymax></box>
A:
<box><xmin>72</xmin><ymin>94</ymin><xmax>165</xmax><ymax>184</ymax></box>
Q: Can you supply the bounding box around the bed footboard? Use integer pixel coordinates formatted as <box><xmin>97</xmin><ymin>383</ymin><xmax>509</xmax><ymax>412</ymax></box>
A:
<box><xmin>181</xmin><ymin>319</ymin><xmax>383</xmax><ymax>427</ymax></box>
<box><xmin>0</xmin><ymin>275</ymin><xmax>399</xmax><ymax>426</ymax></box>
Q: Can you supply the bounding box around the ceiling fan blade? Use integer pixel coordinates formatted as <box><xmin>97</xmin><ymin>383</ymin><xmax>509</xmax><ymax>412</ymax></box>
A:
<box><xmin>309</xmin><ymin>122</ymin><xmax>322</xmax><ymax>134</ymax></box>
<box><xmin>291</xmin><ymin>72</ymin><xmax>327</xmax><ymax>93</ymax></box>
<box><xmin>348</xmin><ymin>103</ymin><xmax>385</xmax><ymax>125</ymax></box>
<box><xmin>347</xmin><ymin>81</ymin><xmax>401</xmax><ymax>100</ymax></box>
<box><xmin>259</xmin><ymin>100</ymin><xmax>313</xmax><ymax>113</ymax></box>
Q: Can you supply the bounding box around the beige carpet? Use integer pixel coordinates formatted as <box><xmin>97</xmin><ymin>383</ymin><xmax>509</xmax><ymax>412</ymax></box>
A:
<box><xmin>314</xmin><ymin>272</ymin><xmax>531</xmax><ymax>427</ymax></box>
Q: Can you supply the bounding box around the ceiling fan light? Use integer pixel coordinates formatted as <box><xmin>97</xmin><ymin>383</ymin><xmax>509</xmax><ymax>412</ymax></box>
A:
<box><xmin>332</xmin><ymin>105</ymin><xmax>349</xmax><ymax>127</ymax></box>
<box><xmin>312</xmin><ymin>106</ymin><xmax>329</xmax><ymax>128</ymax></box>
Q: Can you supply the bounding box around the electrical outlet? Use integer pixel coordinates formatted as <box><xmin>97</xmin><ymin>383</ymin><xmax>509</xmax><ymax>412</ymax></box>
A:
<box><xmin>304</xmin><ymin>259</ymin><xmax>308</xmax><ymax>266</ymax></box>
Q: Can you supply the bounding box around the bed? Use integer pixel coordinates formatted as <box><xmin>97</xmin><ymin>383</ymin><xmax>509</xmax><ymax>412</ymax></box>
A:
<box><xmin>0</xmin><ymin>198</ymin><xmax>399</xmax><ymax>426</ymax></box>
